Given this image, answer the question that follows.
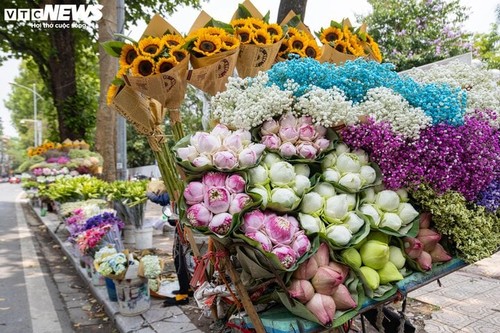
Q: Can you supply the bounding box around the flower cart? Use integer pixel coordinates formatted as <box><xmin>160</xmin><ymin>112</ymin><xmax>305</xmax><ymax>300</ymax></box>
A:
<box><xmin>105</xmin><ymin>1</ymin><xmax>499</xmax><ymax>332</ymax></box>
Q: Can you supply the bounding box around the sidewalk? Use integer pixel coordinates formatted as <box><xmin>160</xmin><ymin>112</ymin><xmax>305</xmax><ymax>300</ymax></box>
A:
<box><xmin>30</xmin><ymin>201</ymin><xmax>500</xmax><ymax>333</ymax></box>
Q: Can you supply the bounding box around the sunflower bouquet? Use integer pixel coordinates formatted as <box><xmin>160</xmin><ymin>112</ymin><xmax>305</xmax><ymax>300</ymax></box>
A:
<box><xmin>277</xmin><ymin>27</ymin><xmax>322</xmax><ymax>61</ymax></box>
<box><xmin>317</xmin><ymin>19</ymin><xmax>382</xmax><ymax>64</ymax></box>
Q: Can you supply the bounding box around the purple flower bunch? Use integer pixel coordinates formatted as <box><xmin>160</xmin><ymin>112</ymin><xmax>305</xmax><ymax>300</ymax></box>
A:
<box><xmin>341</xmin><ymin>111</ymin><xmax>500</xmax><ymax>200</ymax></box>
<box><xmin>260</xmin><ymin>112</ymin><xmax>331</xmax><ymax>160</ymax></box>
<box><xmin>241</xmin><ymin>209</ymin><xmax>311</xmax><ymax>269</ymax></box>
<box><xmin>84</xmin><ymin>212</ymin><xmax>125</xmax><ymax>232</ymax></box>
<box><xmin>475</xmin><ymin>179</ymin><xmax>500</xmax><ymax>212</ymax></box>
<box><xmin>184</xmin><ymin>172</ymin><xmax>252</xmax><ymax>237</ymax></box>
<box><xmin>65</xmin><ymin>208</ymin><xmax>87</xmax><ymax>237</ymax></box>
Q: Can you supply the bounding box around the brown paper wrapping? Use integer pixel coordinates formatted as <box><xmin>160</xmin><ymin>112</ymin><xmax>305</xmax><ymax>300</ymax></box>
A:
<box><xmin>276</xmin><ymin>10</ymin><xmax>319</xmax><ymax>62</ymax></box>
<box><xmin>236</xmin><ymin>41</ymin><xmax>283</xmax><ymax>78</ymax></box>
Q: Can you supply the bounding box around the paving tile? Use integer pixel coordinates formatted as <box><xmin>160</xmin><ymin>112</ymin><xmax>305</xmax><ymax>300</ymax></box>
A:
<box><xmin>413</xmin><ymin>291</ymin><xmax>458</xmax><ymax>308</ymax></box>
<box><xmin>151</xmin><ymin>320</ymin><xmax>198</xmax><ymax>332</ymax></box>
<box><xmin>434</xmin><ymin>287</ymin><xmax>477</xmax><ymax>301</ymax></box>
<box><xmin>460</xmin><ymin>320</ymin><xmax>500</xmax><ymax>333</ymax></box>
<box><xmin>436</xmin><ymin>273</ymin><xmax>470</xmax><ymax>286</ymax></box>
<box><xmin>431</xmin><ymin>308</ymin><xmax>477</xmax><ymax>329</ymax></box>
<box><xmin>446</xmin><ymin>299</ymin><xmax>497</xmax><ymax>320</ymax></box>
<box><xmin>482</xmin><ymin>312</ymin><xmax>500</xmax><ymax>326</ymax></box>
<box><xmin>424</xmin><ymin>319</ymin><xmax>459</xmax><ymax>333</ymax></box>
<box><xmin>451</xmin><ymin>278</ymin><xmax>499</xmax><ymax>294</ymax></box>
<box><xmin>476</xmin><ymin>289</ymin><xmax>500</xmax><ymax>308</ymax></box>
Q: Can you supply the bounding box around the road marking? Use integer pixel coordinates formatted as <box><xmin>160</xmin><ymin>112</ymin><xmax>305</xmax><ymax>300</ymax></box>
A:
<box><xmin>15</xmin><ymin>196</ymin><xmax>64</xmax><ymax>333</ymax></box>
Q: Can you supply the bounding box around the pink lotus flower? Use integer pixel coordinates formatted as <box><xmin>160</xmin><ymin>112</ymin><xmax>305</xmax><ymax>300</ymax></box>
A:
<box><xmin>209</xmin><ymin>213</ymin><xmax>233</xmax><ymax>236</ymax></box>
<box><xmin>299</xmin><ymin>124</ymin><xmax>316</xmax><ymax>141</ymax></box>
<box><xmin>279</xmin><ymin>142</ymin><xmax>297</xmax><ymax>158</ymax></box>
<box><xmin>262</xmin><ymin>134</ymin><xmax>282</xmax><ymax>150</ymax></box>
<box><xmin>213</xmin><ymin>151</ymin><xmax>238</xmax><ymax>170</ymax></box>
<box><xmin>190</xmin><ymin>132</ymin><xmax>221</xmax><ymax>154</ymax></box>
<box><xmin>225</xmin><ymin>174</ymin><xmax>246</xmax><ymax>194</ymax></box>
<box><xmin>204</xmin><ymin>186</ymin><xmax>231</xmax><ymax>214</ymax></box>
<box><xmin>202</xmin><ymin>172</ymin><xmax>227</xmax><ymax>187</ymax></box>
<box><xmin>177</xmin><ymin>145</ymin><xmax>198</xmax><ymax>161</ymax></box>
<box><xmin>416</xmin><ymin>251</ymin><xmax>432</xmax><ymax>271</ymax></box>
<box><xmin>183</xmin><ymin>181</ymin><xmax>205</xmax><ymax>205</ymax></box>
<box><xmin>297</xmin><ymin>142</ymin><xmax>318</xmax><ymax>159</ymax></box>
<box><xmin>241</xmin><ymin>209</ymin><xmax>265</xmax><ymax>233</ymax></box>
<box><xmin>291</xmin><ymin>232</ymin><xmax>311</xmax><ymax>257</ymax></box>
<box><xmin>280</xmin><ymin>112</ymin><xmax>298</xmax><ymax>128</ymax></box>
<box><xmin>419</xmin><ymin>212</ymin><xmax>432</xmax><ymax>229</ymax></box>
<box><xmin>417</xmin><ymin>228</ymin><xmax>441</xmax><ymax>252</ymax></box>
<box><xmin>312</xmin><ymin>242</ymin><xmax>330</xmax><ymax>267</ymax></box>
<box><xmin>210</xmin><ymin>124</ymin><xmax>230</xmax><ymax>139</ymax></box>
<box><xmin>246</xmin><ymin>230</ymin><xmax>272</xmax><ymax>251</ymax></box>
<box><xmin>272</xmin><ymin>245</ymin><xmax>298</xmax><ymax>269</ymax></box>
<box><xmin>311</xmin><ymin>266</ymin><xmax>343</xmax><ymax>295</ymax></box>
<box><xmin>223</xmin><ymin>133</ymin><xmax>244</xmax><ymax>152</ymax></box>
<box><xmin>235</xmin><ymin>129</ymin><xmax>251</xmax><ymax>142</ymax></box>
<box><xmin>293</xmin><ymin>258</ymin><xmax>319</xmax><ymax>280</ymax></box>
<box><xmin>192</xmin><ymin>155</ymin><xmax>212</xmax><ymax>167</ymax></box>
<box><xmin>264</xmin><ymin>215</ymin><xmax>299</xmax><ymax>245</ymax></box>
<box><xmin>328</xmin><ymin>261</ymin><xmax>350</xmax><ymax>284</ymax></box>
<box><xmin>299</xmin><ymin>115</ymin><xmax>313</xmax><ymax>125</ymax></box>
<box><xmin>314</xmin><ymin>138</ymin><xmax>331</xmax><ymax>152</ymax></box>
<box><xmin>429</xmin><ymin>243</ymin><xmax>452</xmax><ymax>263</ymax></box>
<box><xmin>278</xmin><ymin>126</ymin><xmax>299</xmax><ymax>144</ymax></box>
<box><xmin>306</xmin><ymin>293</ymin><xmax>336</xmax><ymax>325</ymax></box>
<box><xmin>332</xmin><ymin>284</ymin><xmax>357</xmax><ymax>310</ymax></box>
<box><xmin>315</xmin><ymin>125</ymin><xmax>327</xmax><ymax>137</ymax></box>
<box><xmin>288</xmin><ymin>279</ymin><xmax>315</xmax><ymax>303</ymax></box>
<box><xmin>238</xmin><ymin>148</ymin><xmax>258</xmax><ymax>168</ymax></box>
<box><xmin>403</xmin><ymin>237</ymin><xmax>424</xmax><ymax>259</ymax></box>
<box><xmin>229</xmin><ymin>193</ymin><xmax>251</xmax><ymax>214</ymax></box>
<box><xmin>261</xmin><ymin>119</ymin><xmax>280</xmax><ymax>135</ymax></box>
<box><xmin>186</xmin><ymin>203</ymin><xmax>212</xmax><ymax>227</ymax></box>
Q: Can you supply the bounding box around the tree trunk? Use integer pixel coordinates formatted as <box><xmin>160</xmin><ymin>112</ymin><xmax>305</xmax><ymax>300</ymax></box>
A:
<box><xmin>95</xmin><ymin>0</ymin><xmax>117</xmax><ymax>181</ymax></box>
<box><xmin>277</xmin><ymin>0</ymin><xmax>308</xmax><ymax>23</ymax></box>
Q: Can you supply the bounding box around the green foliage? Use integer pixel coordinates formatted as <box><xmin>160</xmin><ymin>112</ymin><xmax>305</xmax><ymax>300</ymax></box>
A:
<box><xmin>106</xmin><ymin>179</ymin><xmax>148</xmax><ymax>206</ymax></box>
<box><xmin>16</xmin><ymin>155</ymin><xmax>45</xmax><ymax>173</ymax></box>
<box><xmin>473</xmin><ymin>24</ymin><xmax>500</xmax><ymax>69</ymax></box>
<box><xmin>40</xmin><ymin>176</ymin><xmax>109</xmax><ymax>203</ymax></box>
<box><xmin>360</xmin><ymin>0</ymin><xmax>472</xmax><ymax>71</ymax></box>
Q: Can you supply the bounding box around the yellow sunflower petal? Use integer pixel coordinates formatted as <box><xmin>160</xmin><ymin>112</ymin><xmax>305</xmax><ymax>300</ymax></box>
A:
<box><xmin>230</xmin><ymin>18</ymin><xmax>248</xmax><ymax>29</ymax></box>
<box><xmin>138</xmin><ymin>36</ymin><xmax>163</xmax><ymax>57</ymax></box>
<box><xmin>106</xmin><ymin>84</ymin><xmax>120</xmax><ymax>105</ymax></box>
<box><xmin>169</xmin><ymin>46</ymin><xmax>189</xmax><ymax>62</ymax></box>
<box><xmin>320</xmin><ymin>26</ymin><xmax>343</xmax><ymax>45</ymax></box>
<box><xmin>161</xmin><ymin>34</ymin><xmax>185</xmax><ymax>48</ymax></box>
<box><xmin>221</xmin><ymin>35</ymin><xmax>240</xmax><ymax>51</ymax></box>
<box><xmin>119</xmin><ymin>44</ymin><xmax>139</xmax><ymax>67</ymax></box>
<box><xmin>235</xmin><ymin>26</ymin><xmax>253</xmax><ymax>44</ymax></box>
<box><xmin>130</xmin><ymin>55</ymin><xmax>155</xmax><ymax>76</ymax></box>
<box><xmin>155</xmin><ymin>57</ymin><xmax>178</xmax><ymax>74</ymax></box>
<box><xmin>287</xmin><ymin>27</ymin><xmax>301</xmax><ymax>38</ymax></box>
<box><xmin>117</xmin><ymin>65</ymin><xmax>129</xmax><ymax>78</ymax></box>
<box><xmin>252</xmin><ymin>28</ymin><xmax>271</xmax><ymax>45</ymax></box>
<box><xmin>334</xmin><ymin>40</ymin><xmax>349</xmax><ymax>53</ymax></box>
<box><xmin>192</xmin><ymin>34</ymin><xmax>222</xmax><ymax>56</ymax></box>
<box><xmin>246</xmin><ymin>17</ymin><xmax>265</xmax><ymax>30</ymax></box>
<box><xmin>288</xmin><ymin>35</ymin><xmax>307</xmax><ymax>51</ymax></box>
<box><xmin>204</xmin><ymin>27</ymin><xmax>227</xmax><ymax>36</ymax></box>
<box><xmin>304</xmin><ymin>41</ymin><xmax>322</xmax><ymax>59</ymax></box>
<box><xmin>266</xmin><ymin>23</ymin><xmax>283</xmax><ymax>42</ymax></box>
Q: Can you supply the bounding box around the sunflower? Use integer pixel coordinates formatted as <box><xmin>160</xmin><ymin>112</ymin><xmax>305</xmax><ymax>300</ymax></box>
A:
<box><xmin>106</xmin><ymin>84</ymin><xmax>120</xmax><ymax>105</ymax></box>
<box><xmin>288</xmin><ymin>35</ymin><xmax>307</xmax><ymax>52</ymax></box>
<box><xmin>230</xmin><ymin>18</ymin><xmax>248</xmax><ymax>29</ymax></box>
<box><xmin>170</xmin><ymin>46</ymin><xmax>189</xmax><ymax>62</ymax></box>
<box><xmin>27</xmin><ymin>147</ymin><xmax>34</xmax><ymax>157</ymax></box>
<box><xmin>320</xmin><ymin>26</ymin><xmax>343</xmax><ymax>45</ymax></box>
<box><xmin>252</xmin><ymin>29</ymin><xmax>271</xmax><ymax>45</ymax></box>
<box><xmin>334</xmin><ymin>40</ymin><xmax>348</xmax><ymax>53</ymax></box>
<box><xmin>348</xmin><ymin>36</ymin><xmax>365</xmax><ymax>56</ymax></box>
<box><xmin>286</xmin><ymin>27</ymin><xmax>301</xmax><ymax>38</ymax></box>
<box><xmin>204</xmin><ymin>27</ymin><xmax>227</xmax><ymax>36</ymax></box>
<box><xmin>130</xmin><ymin>55</ymin><xmax>155</xmax><ymax>76</ymax></box>
<box><xmin>246</xmin><ymin>17</ymin><xmax>265</xmax><ymax>30</ymax></box>
<box><xmin>119</xmin><ymin>44</ymin><xmax>139</xmax><ymax>68</ymax></box>
<box><xmin>192</xmin><ymin>34</ymin><xmax>222</xmax><ymax>56</ymax></box>
<box><xmin>278</xmin><ymin>41</ymin><xmax>290</xmax><ymax>58</ymax></box>
<box><xmin>44</xmin><ymin>141</ymin><xmax>55</xmax><ymax>150</ymax></box>
<box><xmin>266</xmin><ymin>23</ymin><xmax>283</xmax><ymax>42</ymax></box>
<box><xmin>235</xmin><ymin>26</ymin><xmax>253</xmax><ymax>44</ymax></box>
<box><xmin>162</xmin><ymin>34</ymin><xmax>185</xmax><ymax>48</ymax></box>
<box><xmin>156</xmin><ymin>57</ymin><xmax>178</xmax><ymax>74</ymax></box>
<box><xmin>369</xmin><ymin>41</ymin><xmax>382</xmax><ymax>62</ymax></box>
<box><xmin>221</xmin><ymin>35</ymin><xmax>240</xmax><ymax>51</ymax></box>
<box><xmin>304</xmin><ymin>41</ymin><xmax>321</xmax><ymax>59</ymax></box>
<box><xmin>138</xmin><ymin>36</ymin><xmax>163</xmax><ymax>57</ymax></box>
<box><xmin>116</xmin><ymin>65</ymin><xmax>129</xmax><ymax>78</ymax></box>
<box><xmin>365</xmin><ymin>34</ymin><xmax>374</xmax><ymax>44</ymax></box>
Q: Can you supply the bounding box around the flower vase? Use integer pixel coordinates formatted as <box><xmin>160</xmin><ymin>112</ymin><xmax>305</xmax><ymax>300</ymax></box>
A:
<box><xmin>113</xmin><ymin>277</ymin><xmax>150</xmax><ymax>316</ymax></box>
<box><xmin>134</xmin><ymin>227</ymin><xmax>153</xmax><ymax>250</ymax></box>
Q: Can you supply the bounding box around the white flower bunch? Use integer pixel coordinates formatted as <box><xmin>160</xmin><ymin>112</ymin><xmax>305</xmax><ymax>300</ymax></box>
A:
<box><xmin>140</xmin><ymin>255</ymin><xmax>162</xmax><ymax>279</ymax></box>
<box><xmin>211</xmin><ymin>72</ymin><xmax>294</xmax><ymax>130</ymax></box>
<box><xmin>356</xmin><ymin>87</ymin><xmax>432</xmax><ymax>139</ymax></box>
<box><xmin>293</xmin><ymin>86</ymin><xmax>359</xmax><ymax>128</ymax></box>
<box><xmin>404</xmin><ymin>61</ymin><xmax>500</xmax><ymax>128</ymax></box>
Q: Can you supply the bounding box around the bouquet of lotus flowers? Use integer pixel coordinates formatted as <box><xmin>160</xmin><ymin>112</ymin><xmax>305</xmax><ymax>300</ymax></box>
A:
<box><xmin>317</xmin><ymin>19</ymin><xmax>382</xmax><ymax>64</ymax></box>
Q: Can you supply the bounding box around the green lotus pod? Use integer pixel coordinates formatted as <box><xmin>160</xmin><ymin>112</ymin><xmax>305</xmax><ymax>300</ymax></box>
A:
<box><xmin>367</xmin><ymin>231</ymin><xmax>390</xmax><ymax>245</ymax></box>
<box><xmin>388</xmin><ymin>246</ymin><xmax>406</xmax><ymax>269</ymax></box>
<box><xmin>360</xmin><ymin>240</ymin><xmax>390</xmax><ymax>270</ymax></box>
<box><xmin>377</xmin><ymin>261</ymin><xmax>404</xmax><ymax>284</ymax></box>
<box><xmin>359</xmin><ymin>266</ymin><xmax>380</xmax><ymax>290</ymax></box>
<box><xmin>341</xmin><ymin>247</ymin><xmax>362</xmax><ymax>269</ymax></box>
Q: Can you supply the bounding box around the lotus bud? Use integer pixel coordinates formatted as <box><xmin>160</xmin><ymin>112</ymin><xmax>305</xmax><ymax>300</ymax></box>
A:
<box><xmin>202</xmin><ymin>172</ymin><xmax>227</xmax><ymax>187</ymax></box>
<box><xmin>416</xmin><ymin>251</ymin><xmax>432</xmax><ymax>271</ymax></box>
<box><xmin>241</xmin><ymin>209</ymin><xmax>265</xmax><ymax>233</ymax></box>
<box><xmin>336</xmin><ymin>153</ymin><xmax>361</xmax><ymax>173</ymax></box>
<box><xmin>301</xmin><ymin>192</ymin><xmax>324</xmax><ymax>215</ymax></box>
<box><xmin>192</xmin><ymin>155</ymin><xmax>212</xmax><ymax>167</ymax></box>
<box><xmin>204</xmin><ymin>186</ymin><xmax>231</xmax><ymax>214</ymax></box>
<box><xmin>352</xmin><ymin>149</ymin><xmax>369</xmax><ymax>165</ymax></box>
<box><xmin>269</xmin><ymin>161</ymin><xmax>296</xmax><ymax>186</ymax></box>
<box><xmin>328</xmin><ymin>261</ymin><xmax>350</xmax><ymax>283</ymax></box>
<box><xmin>360</xmin><ymin>240</ymin><xmax>390</xmax><ymax>270</ymax></box>
<box><xmin>183</xmin><ymin>181</ymin><xmax>205</xmax><ymax>205</ymax></box>
<box><xmin>331</xmin><ymin>284</ymin><xmax>357</xmax><ymax>310</ymax></box>
<box><xmin>264</xmin><ymin>215</ymin><xmax>298</xmax><ymax>245</ymax></box>
<box><xmin>344</xmin><ymin>212</ymin><xmax>365</xmax><ymax>233</ymax></box>
<box><xmin>361</xmin><ymin>188</ymin><xmax>376</xmax><ymax>203</ymax></box>
<box><xmin>429</xmin><ymin>243</ymin><xmax>452</xmax><ymax>263</ymax></box>
<box><xmin>306</xmin><ymin>293</ymin><xmax>336</xmax><ymax>325</ymax></box>
<box><xmin>380</xmin><ymin>212</ymin><xmax>403</xmax><ymax>231</ymax></box>
<box><xmin>397</xmin><ymin>203</ymin><xmax>419</xmax><ymax>225</ymax></box>
<box><xmin>377</xmin><ymin>261</ymin><xmax>404</xmax><ymax>284</ymax></box>
<box><xmin>223</xmin><ymin>133</ymin><xmax>244</xmax><ymax>152</ymax></box>
<box><xmin>389</xmin><ymin>246</ymin><xmax>406</xmax><ymax>269</ymax></box>
<box><xmin>324</xmin><ymin>194</ymin><xmax>349</xmax><ymax>221</ymax></box>
<box><xmin>238</xmin><ymin>148</ymin><xmax>258</xmax><ymax>168</ymax></box>
<box><xmin>280</xmin><ymin>112</ymin><xmax>298</xmax><ymax>128</ymax></box>
<box><xmin>359</xmin><ymin>266</ymin><xmax>380</xmax><ymax>290</ymax></box>
<box><xmin>335</xmin><ymin>143</ymin><xmax>350</xmax><ymax>155</ymax></box>
<box><xmin>323</xmin><ymin>168</ymin><xmax>341</xmax><ymax>182</ymax></box>
<box><xmin>194</xmin><ymin>133</ymin><xmax>221</xmax><ymax>154</ymax></box>
<box><xmin>248</xmin><ymin>165</ymin><xmax>269</xmax><ymax>186</ymax></box>
<box><xmin>375</xmin><ymin>190</ymin><xmax>400</xmax><ymax>212</ymax></box>
<box><xmin>367</xmin><ymin>231</ymin><xmax>390</xmax><ymax>244</ymax></box>
<box><xmin>360</xmin><ymin>165</ymin><xmax>377</xmax><ymax>184</ymax></box>
<box><xmin>177</xmin><ymin>145</ymin><xmax>198</xmax><ymax>161</ymax></box>
<box><xmin>292</xmin><ymin>231</ymin><xmax>311</xmax><ymax>257</ymax></box>
<box><xmin>299</xmin><ymin>124</ymin><xmax>316</xmax><ymax>141</ymax></box>
<box><xmin>297</xmin><ymin>142</ymin><xmax>318</xmax><ymax>159</ymax></box>
<box><xmin>315</xmin><ymin>124</ymin><xmax>327</xmax><ymax>137</ymax></box>
<box><xmin>272</xmin><ymin>245</ymin><xmax>298</xmax><ymax>269</ymax></box>
<box><xmin>294</xmin><ymin>164</ymin><xmax>310</xmax><ymax>177</ymax></box>
<box><xmin>419</xmin><ymin>211</ymin><xmax>432</xmax><ymax>229</ymax></box>
<box><xmin>261</xmin><ymin>119</ymin><xmax>280</xmax><ymax>135</ymax></box>
<box><xmin>311</xmin><ymin>266</ymin><xmax>343</xmax><ymax>295</ymax></box>
<box><xmin>213</xmin><ymin>151</ymin><xmax>238</xmax><ymax>170</ymax></box>
<box><xmin>186</xmin><ymin>203</ymin><xmax>212</xmax><ymax>227</ymax></box>
<box><xmin>249</xmin><ymin>186</ymin><xmax>269</xmax><ymax>207</ymax></box>
<box><xmin>209</xmin><ymin>212</ymin><xmax>233</xmax><ymax>236</ymax></box>
<box><xmin>341</xmin><ymin>247</ymin><xmax>362</xmax><ymax>269</ymax></box>
<box><xmin>417</xmin><ymin>228</ymin><xmax>441</xmax><ymax>252</ymax></box>
<box><xmin>293</xmin><ymin>257</ymin><xmax>319</xmax><ymax>280</ymax></box>
<box><xmin>293</xmin><ymin>175</ymin><xmax>311</xmax><ymax>197</ymax></box>
<box><xmin>403</xmin><ymin>237</ymin><xmax>424</xmax><ymax>259</ymax></box>
<box><xmin>298</xmin><ymin>213</ymin><xmax>323</xmax><ymax>234</ymax></box>
<box><xmin>225</xmin><ymin>174</ymin><xmax>246</xmax><ymax>194</ymax></box>
<box><xmin>262</xmin><ymin>152</ymin><xmax>282</xmax><ymax>168</ymax></box>
<box><xmin>312</xmin><ymin>242</ymin><xmax>330</xmax><ymax>267</ymax></box>
<box><xmin>250</xmin><ymin>143</ymin><xmax>266</xmax><ymax>155</ymax></box>
<box><xmin>246</xmin><ymin>230</ymin><xmax>272</xmax><ymax>252</ymax></box>
<box><xmin>270</xmin><ymin>188</ymin><xmax>300</xmax><ymax>210</ymax></box>
<box><xmin>321</xmin><ymin>152</ymin><xmax>337</xmax><ymax>169</ymax></box>
<box><xmin>299</xmin><ymin>114</ymin><xmax>313</xmax><ymax>125</ymax></box>
<box><xmin>339</xmin><ymin>173</ymin><xmax>363</xmax><ymax>192</ymax></box>
<box><xmin>288</xmin><ymin>279</ymin><xmax>315</xmax><ymax>303</ymax></box>
<box><xmin>210</xmin><ymin>123</ymin><xmax>230</xmax><ymax>139</ymax></box>
<box><xmin>279</xmin><ymin>127</ymin><xmax>300</xmax><ymax>144</ymax></box>
<box><xmin>315</xmin><ymin>138</ymin><xmax>331</xmax><ymax>152</ymax></box>
<box><xmin>345</xmin><ymin>194</ymin><xmax>357</xmax><ymax>210</ymax></box>
<box><xmin>396</xmin><ymin>188</ymin><xmax>408</xmax><ymax>202</ymax></box>
<box><xmin>279</xmin><ymin>142</ymin><xmax>297</xmax><ymax>158</ymax></box>
<box><xmin>261</xmin><ymin>133</ymin><xmax>282</xmax><ymax>150</ymax></box>
<box><xmin>325</xmin><ymin>224</ymin><xmax>352</xmax><ymax>246</ymax></box>
<box><xmin>360</xmin><ymin>204</ymin><xmax>381</xmax><ymax>227</ymax></box>
<box><xmin>229</xmin><ymin>193</ymin><xmax>251</xmax><ymax>214</ymax></box>
<box><xmin>313</xmin><ymin>182</ymin><xmax>336</xmax><ymax>198</ymax></box>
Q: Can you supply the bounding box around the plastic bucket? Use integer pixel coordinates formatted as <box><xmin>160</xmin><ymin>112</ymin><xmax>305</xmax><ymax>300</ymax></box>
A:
<box><xmin>114</xmin><ymin>277</ymin><xmax>150</xmax><ymax>316</ymax></box>
<box><xmin>123</xmin><ymin>225</ymin><xmax>136</xmax><ymax>245</ymax></box>
<box><xmin>134</xmin><ymin>227</ymin><xmax>153</xmax><ymax>250</ymax></box>
<box><xmin>105</xmin><ymin>277</ymin><xmax>117</xmax><ymax>302</ymax></box>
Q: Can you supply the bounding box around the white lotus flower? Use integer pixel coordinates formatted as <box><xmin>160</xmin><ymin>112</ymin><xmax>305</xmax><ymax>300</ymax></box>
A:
<box><xmin>301</xmin><ymin>192</ymin><xmax>324</xmax><ymax>215</ymax></box>
<box><xmin>313</xmin><ymin>182</ymin><xmax>336</xmax><ymax>199</ymax></box>
<box><xmin>360</xmin><ymin>165</ymin><xmax>377</xmax><ymax>185</ymax></box>
<box><xmin>359</xmin><ymin>204</ymin><xmax>381</xmax><ymax>227</ymax></box>
<box><xmin>339</xmin><ymin>172</ymin><xmax>362</xmax><ymax>192</ymax></box>
<box><xmin>298</xmin><ymin>213</ymin><xmax>323</xmax><ymax>234</ymax></box>
<box><xmin>336</xmin><ymin>153</ymin><xmax>361</xmax><ymax>174</ymax></box>
<box><xmin>294</xmin><ymin>175</ymin><xmax>311</xmax><ymax>197</ymax></box>
<box><xmin>325</xmin><ymin>224</ymin><xmax>352</xmax><ymax>246</ymax></box>
<box><xmin>397</xmin><ymin>203</ymin><xmax>419</xmax><ymax>224</ymax></box>
<box><xmin>343</xmin><ymin>212</ymin><xmax>365</xmax><ymax>233</ymax></box>
<box><xmin>324</xmin><ymin>194</ymin><xmax>349</xmax><ymax>222</ymax></box>
<box><xmin>294</xmin><ymin>164</ymin><xmax>310</xmax><ymax>177</ymax></box>
<box><xmin>270</xmin><ymin>188</ymin><xmax>300</xmax><ymax>209</ymax></box>
<box><xmin>380</xmin><ymin>212</ymin><xmax>403</xmax><ymax>231</ymax></box>
<box><xmin>323</xmin><ymin>168</ymin><xmax>341</xmax><ymax>182</ymax></box>
<box><xmin>248</xmin><ymin>165</ymin><xmax>268</xmax><ymax>186</ymax></box>
<box><xmin>375</xmin><ymin>190</ymin><xmax>401</xmax><ymax>212</ymax></box>
<box><xmin>269</xmin><ymin>161</ymin><xmax>296</xmax><ymax>186</ymax></box>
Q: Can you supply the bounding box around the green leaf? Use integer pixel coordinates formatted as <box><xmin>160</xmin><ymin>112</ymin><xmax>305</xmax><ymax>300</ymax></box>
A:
<box><xmin>111</xmin><ymin>77</ymin><xmax>125</xmax><ymax>86</ymax></box>
<box><xmin>286</xmin><ymin>15</ymin><xmax>302</xmax><ymax>28</ymax></box>
<box><xmin>101</xmin><ymin>41</ymin><xmax>125</xmax><ymax>57</ymax></box>
<box><xmin>205</xmin><ymin>19</ymin><xmax>235</xmax><ymax>33</ymax></box>
<box><xmin>237</xmin><ymin>4</ymin><xmax>253</xmax><ymax>19</ymax></box>
<box><xmin>263</xmin><ymin>11</ymin><xmax>270</xmax><ymax>23</ymax></box>
<box><xmin>113</xmin><ymin>33</ymin><xmax>138</xmax><ymax>45</ymax></box>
